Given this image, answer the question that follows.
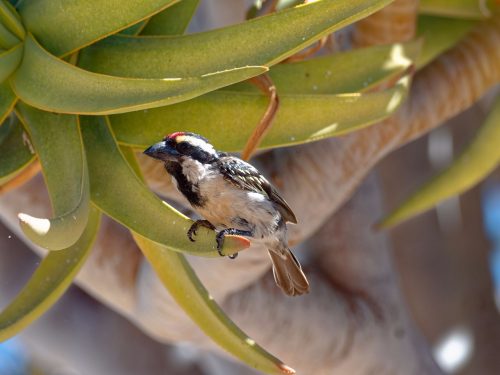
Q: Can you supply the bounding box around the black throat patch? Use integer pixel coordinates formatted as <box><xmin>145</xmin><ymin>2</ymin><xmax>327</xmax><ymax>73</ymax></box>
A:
<box><xmin>164</xmin><ymin>162</ymin><xmax>205</xmax><ymax>207</ymax></box>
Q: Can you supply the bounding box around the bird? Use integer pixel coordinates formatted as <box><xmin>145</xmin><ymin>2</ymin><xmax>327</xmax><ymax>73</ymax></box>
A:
<box><xmin>143</xmin><ymin>132</ymin><xmax>309</xmax><ymax>296</ymax></box>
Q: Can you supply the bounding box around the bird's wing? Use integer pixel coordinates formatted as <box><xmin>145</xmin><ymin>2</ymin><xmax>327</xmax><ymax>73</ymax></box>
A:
<box><xmin>267</xmin><ymin>186</ymin><xmax>297</xmax><ymax>224</ymax></box>
<box><xmin>218</xmin><ymin>157</ymin><xmax>298</xmax><ymax>224</ymax></box>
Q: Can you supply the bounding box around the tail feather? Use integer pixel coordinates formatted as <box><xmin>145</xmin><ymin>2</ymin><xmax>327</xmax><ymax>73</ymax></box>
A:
<box><xmin>268</xmin><ymin>249</ymin><xmax>309</xmax><ymax>296</ymax></box>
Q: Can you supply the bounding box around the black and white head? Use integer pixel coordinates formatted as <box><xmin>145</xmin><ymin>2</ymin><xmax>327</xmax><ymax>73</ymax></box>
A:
<box><xmin>143</xmin><ymin>132</ymin><xmax>219</xmax><ymax>165</ymax></box>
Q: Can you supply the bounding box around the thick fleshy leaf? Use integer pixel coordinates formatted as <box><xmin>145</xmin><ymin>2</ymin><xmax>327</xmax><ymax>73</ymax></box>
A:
<box><xmin>78</xmin><ymin>0</ymin><xmax>394</xmax><ymax>77</ymax></box>
<box><xmin>111</xmin><ymin>76</ymin><xmax>410</xmax><ymax>151</ymax></box>
<box><xmin>10</xmin><ymin>34</ymin><xmax>267</xmax><ymax>115</ymax></box>
<box><xmin>419</xmin><ymin>0</ymin><xmax>497</xmax><ymax>19</ymax></box>
<box><xmin>16</xmin><ymin>104</ymin><xmax>90</xmax><ymax>250</ymax></box>
<box><xmin>417</xmin><ymin>15</ymin><xmax>475</xmax><ymax>67</ymax></box>
<box><xmin>81</xmin><ymin>116</ymin><xmax>250</xmax><ymax>257</ymax></box>
<box><xmin>120</xmin><ymin>21</ymin><xmax>148</xmax><ymax>36</ymax></box>
<box><xmin>0</xmin><ymin>0</ymin><xmax>25</xmax><ymax>39</ymax></box>
<box><xmin>0</xmin><ymin>43</ymin><xmax>22</xmax><ymax>82</ymax></box>
<box><xmin>231</xmin><ymin>41</ymin><xmax>419</xmax><ymax>94</ymax></box>
<box><xmin>0</xmin><ymin>113</ymin><xmax>34</xmax><ymax>186</ymax></box>
<box><xmin>0</xmin><ymin>81</ymin><xmax>16</xmax><ymax>125</ymax></box>
<box><xmin>141</xmin><ymin>0</ymin><xmax>199</xmax><ymax>35</ymax></box>
<box><xmin>120</xmin><ymin>145</ymin><xmax>143</xmax><ymax>178</ymax></box>
<box><xmin>133</xmin><ymin>235</ymin><xmax>295</xmax><ymax>375</ymax></box>
<box><xmin>0</xmin><ymin>207</ymin><xmax>100</xmax><ymax>342</ymax></box>
<box><xmin>379</xmin><ymin>96</ymin><xmax>500</xmax><ymax>228</ymax></box>
<box><xmin>18</xmin><ymin>0</ymin><xmax>179</xmax><ymax>56</ymax></box>
<box><xmin>0</xmin><ymin>19</ymin><xmax>19</xmax><ymax>49</ymax></box>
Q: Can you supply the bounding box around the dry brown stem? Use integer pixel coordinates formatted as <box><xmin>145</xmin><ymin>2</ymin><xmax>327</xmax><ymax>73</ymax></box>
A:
<box><xmin>1</xmin><ymin>4</ymin><xmax>500</xmax><ymax>375</ymax></box>
<box><xmin>0</xmin><ymin>160</ymin><xmax>40</xmax><ymax>195</ymax></box>
<box><xmin>241</xmin><ymin>74</ymin><xmax>280</xmax><ymax>161</ymax></box>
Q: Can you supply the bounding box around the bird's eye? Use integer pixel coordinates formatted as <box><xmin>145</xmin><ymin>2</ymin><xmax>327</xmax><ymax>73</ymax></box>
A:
<box><xmin>176</xmin><ymin>142</ymin><xmax>190</xmax><ymax>154</ymax></box>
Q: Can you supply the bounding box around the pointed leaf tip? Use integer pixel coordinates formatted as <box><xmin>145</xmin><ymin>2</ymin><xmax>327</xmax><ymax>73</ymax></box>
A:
<box><xmin>220</xmin><ymin>235</ymin><xmax>251</xmax><ymax>256</ymax></box>
<box><xmin>379</xmin><ymin>95</ymin><xmax>500</xmax><ymax>228</ymax></box>
<box><xmin>18</xmin><ymin>213</ymin><xmax>51</xmax><ymax>235</ymax></box>
<box><xmin>278</xmin><ymin>363</ymin><xmax>296</xmax><ymax>374</ymax></box>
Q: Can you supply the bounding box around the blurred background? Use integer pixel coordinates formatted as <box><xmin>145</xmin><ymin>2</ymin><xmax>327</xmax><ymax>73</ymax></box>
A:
<box><xmin>1</xmin><ymin>0</ymin><xmax>500</xmax><ymax>374</ymax></box>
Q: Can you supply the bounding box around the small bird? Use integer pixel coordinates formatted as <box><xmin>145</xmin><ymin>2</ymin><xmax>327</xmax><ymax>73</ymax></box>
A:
<box><xmin>144</xmin><ymin>132</ymin><xmax>309</xmax><ymax>296</ymax></box>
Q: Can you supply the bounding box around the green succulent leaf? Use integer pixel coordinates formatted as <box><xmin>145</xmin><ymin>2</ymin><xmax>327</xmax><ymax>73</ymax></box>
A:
<box><xmin>419</xmin><ymin>0</ymin><xmax>497</xmax><ymax>19</ymax></box>
<box><xmin>16</xmin><ymin>104</ymin><xmax>90</xmax><ymax>250</ymax></box>
<box><xmin>111</xmin><ymin>75</ymin><xmax>410</xmax><ymax>151</ymax></box>
<box><xmin>81</xmin><ymin>116</ymin><xmax>250</xmax><ymax>257</ymax></box>
<box><xmin>122</xmin><ymin>0</ymin><xmax>286</xmax><ymax>362</ymax></box>
<box><xmin>0</xmin><ymin>207</ymin><xmax>101</xmax><ymax>342</ymax></box>
<box><xmin>0</xmin><ymin>18</ymin><xmax>19</xmax><ymax>49</ymax></box>
<box><xmin>0</xmin><ymin>113</ymin><xmax>34</xmax><ymax>186</ymax></box>
<box><xmin>18</xmin><ymin>0</ymin><xmax>179</xmax><ymax>56</ymax></box>
<box><xmin>0</xmin><ymin>43</ymin><xmax>22</xmax><ymax>82</ymax></box>
<box><xmin>78</xmin><ymin>0</ymin><xmax>394</xmax><ymax>77</ymax></box>
<box><xmin>120</xmin><ymin>145</ymin><xmax>144</xmax><ymax>178</ymax></box>
<box><xmin>133</xmin><ymin>235</ymin><xmax>294</xmax><ymax>375</ymax></box>
<box><xmin>120</xmin><ymin>21</ymin><xmax>148</xmax><ymax>36</ymax></box>
<box><xmin>379</xmin><ymin>95</ymin><xmax>500</xmax><ymax>228</ymax></box>
<box><xmin>0</xmin><ymin>81</ymin><xmax>16</xmax><ymax>124</ymax></box>
<box><xmin>10</xmin><ymin>34</ymin><xmax>267</xmax><ymax>115</ymax></box>
<box><xmin>231</xmin><ymin>41</ymin><xmax>419</xmax><ymax>94</ymax></box>
<box><xmin>141</xmin><ymin>0</ymin><xmax>199</xmax><ymax>36</ymax></box>
<box><xmin>275</xmin><ymin>0</ymin><xmax>304</xmax><ymax>11</ymax></box>
<box><xmin>416</xmin><ymin>15</ymin><xmax>476</xmax><ymax>67</ymax></box>
<box><xmin>0</xmin><ymin>0</ymin><xmax>24</xmax><ymax>39</ymax></box>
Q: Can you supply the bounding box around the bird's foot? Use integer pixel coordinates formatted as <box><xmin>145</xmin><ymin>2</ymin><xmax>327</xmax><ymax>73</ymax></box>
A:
<box><xmin>187</xmin><ymin>220</ymin><xmax>215</xmax><ymax>242</ymax></box>
<box><xmin>216</xmin><ymin>228</ymin><xmax>253</xmax><ymax>259</ymax></box>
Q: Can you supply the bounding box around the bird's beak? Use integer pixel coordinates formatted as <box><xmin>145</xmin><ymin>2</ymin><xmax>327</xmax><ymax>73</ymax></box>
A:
<box><xmin>143</xmin><ymin>141</ymin><xmax>180</xmax><ymax>161</ymax></box>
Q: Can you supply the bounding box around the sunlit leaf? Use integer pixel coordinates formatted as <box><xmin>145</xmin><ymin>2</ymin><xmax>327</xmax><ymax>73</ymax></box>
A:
<box><xmin>0</xmin><ymin>207</ymin><xmax>101</xmax><ymax>342</ymax></box>
<box><xmin>127</xmin><ymin>1</ymin><xmax>289</xmax><ymax>363</ymax></box>
<box><xmin>78</xmin><ymin>0</ymin><xmax>394</xmax><ymax>77</ymax></box>
<box><xmin>379</xmin><ymin>95</ymin><xmax>500</xmax><ymax>228</ymax></box>
<box><xmin>141</xmin><ymin>0</ymin><xmax>199</xmax><ymax>36</ymax></box>
<box><xmin>416</xmin><ymin>15</ymin><xmax>475</xmax><ymax>67</ymax></box>
<box><xmin>231</xmin><ymin>41</ymin><xmax>419</xmax><ymax>94</ymax></box>
<box><xmin>0</xmin><ymin>43</ymin><xmax>22</xmax><ymax>82</ymax></box>
<box><xmin>419</xmin><ymin>0</ymin><xmax>497</xmax><ymax>19</ymax></box>
<box><xmin>16</xmin><ymin>104</ymin><xmax>90</xmax><ymax>250</ymax></box>
<box><xmin>0</xmin><ymin>113</ymin><xmax>34</xmax><ymax>186</ymax></box>
<box><xmin>81</xmin><ymin>116</ymin><xmax>250</xmax><ymax>257</ymax></box>
<box><xmin>133</xmin><ymin>235</ymin><xmax>295</xmax><ymax>375</ymax></box>
<box><xmin>111</xmin><ymin>75</ymin><xmax>410</xmax><ymax>151</ymax></box>
<box><xmin>18</xmin><ymin>0</ymin><xmax>179</xmax><ymax>56</ymax></box>
<box><xmin>10</xmin><ymin>34</ymin><xmax>267</xmax><ymax>115</ymax></box>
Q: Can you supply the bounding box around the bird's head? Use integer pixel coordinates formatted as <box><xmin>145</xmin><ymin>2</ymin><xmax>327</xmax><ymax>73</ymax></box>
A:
<box><xmin>143</xmin><ymin>132</ymin><xmax>218</xmax><ymax>164</ymax></box>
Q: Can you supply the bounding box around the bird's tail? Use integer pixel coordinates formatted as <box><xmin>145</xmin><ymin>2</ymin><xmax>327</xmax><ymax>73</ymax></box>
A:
<box><xmin>268</xmin><ymin>248</ymin><xmax>309</xmax><ymax>296</ymax></box>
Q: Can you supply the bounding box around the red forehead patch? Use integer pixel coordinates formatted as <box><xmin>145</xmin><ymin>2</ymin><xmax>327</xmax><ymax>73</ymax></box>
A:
<box><xmin>165</xmin><ymin>131</ymin><xmax>185</xmax><ymax>141</ymax></box>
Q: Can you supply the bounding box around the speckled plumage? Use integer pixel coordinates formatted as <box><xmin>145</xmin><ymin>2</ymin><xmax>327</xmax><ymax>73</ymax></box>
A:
<box><xmin>143</xmin><ymin>132</ymin><xmax>309</xmax><ymax>296</ymax></box>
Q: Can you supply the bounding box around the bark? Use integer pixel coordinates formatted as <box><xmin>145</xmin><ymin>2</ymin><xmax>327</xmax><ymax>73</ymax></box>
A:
<box><xmin>1</xmin><ymin>1</ymin><xmax>500</xmax><ymax>374</ymax></box>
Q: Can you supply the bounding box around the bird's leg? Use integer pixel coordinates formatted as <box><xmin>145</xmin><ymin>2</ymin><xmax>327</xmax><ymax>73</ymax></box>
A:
<box><xmin>216</xmin><ymin>228</ymin><xmax>253</xmax><ymax>259</ymax></box>
<box><xmin>187</xmin><ymin>220</ymin><xmax>215</xmax><ymax>242</ymax></box>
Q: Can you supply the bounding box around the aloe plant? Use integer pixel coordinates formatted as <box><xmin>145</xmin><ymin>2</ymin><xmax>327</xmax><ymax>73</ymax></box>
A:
<box><xmin>0</xmin><ymin>0</ymin><xmax>423</xmax><ymax>373</ymax></box>
<box><xmin>379</xmin><ymin>2</ymin><xmax>500</xmax><ymax>228</ymax></box>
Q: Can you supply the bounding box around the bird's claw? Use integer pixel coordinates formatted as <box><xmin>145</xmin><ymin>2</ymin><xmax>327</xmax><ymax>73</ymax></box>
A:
<box><xmin>216</xmin><ymin>232</ymin><xmax>225</xmax><ymax>257</ymax></box>
<box><xmin>187</xmin><ymin>227</ymin><xmax>197</xmax><ymax>242</ymax></box>
<box><xmin>187</xmin><ymin>220</ymin><xmax>215</xmax><ymax>242</ymax></box>
<box><xmin>216</xmin><ymin>229</ymin><xmax>249</xmax><ymax>259</ymax></box>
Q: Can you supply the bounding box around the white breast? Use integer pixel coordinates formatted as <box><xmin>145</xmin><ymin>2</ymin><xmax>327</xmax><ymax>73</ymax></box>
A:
<box><xmin>194</xmin><ymin>171</ymin><xmax>282</xmax><ymax>241</ymax></box>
